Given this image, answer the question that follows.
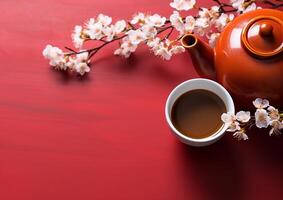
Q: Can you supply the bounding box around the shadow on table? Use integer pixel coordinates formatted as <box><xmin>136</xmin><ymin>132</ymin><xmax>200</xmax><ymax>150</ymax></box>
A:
<box><xmin>50</xmin><ymin>68</ymin><xmax>92</xmax><ymax>84</ymax></box>
<box><xmin>94</xmin><ymin>53</ymin><xmax>192</xmax><ymax>84</ymax></box>
<box><xmin>248</xmin><ymin>128</ymin><xmax>283</xmax><ymax>171</ymax></box>
<box><xmin>176</xmin><ymin>128</ymin><xmax>283</xmax><ymax>200</ymax></box>
<box><xmin>176</xmin><ymin>138</ymin><xmax>243</xmax><ymax>200</ymax></box>
<box><xmin>49</xmin><ymin>51</ymin><xmax>195</xmax><ymax>85</ymax></box>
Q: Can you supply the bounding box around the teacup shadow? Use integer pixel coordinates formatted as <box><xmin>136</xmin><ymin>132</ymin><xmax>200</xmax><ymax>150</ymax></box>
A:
<box><xmin>175</xmin><ymin>138</ymin><xmax>244</xmax><ymax>200</ymax></box>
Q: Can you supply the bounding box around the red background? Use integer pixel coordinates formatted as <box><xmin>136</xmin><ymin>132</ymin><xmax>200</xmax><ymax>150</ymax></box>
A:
<box><xmin>0</xmin><ymin>0</ymin><xmax>282</xmax><ymax>199</ymax></box>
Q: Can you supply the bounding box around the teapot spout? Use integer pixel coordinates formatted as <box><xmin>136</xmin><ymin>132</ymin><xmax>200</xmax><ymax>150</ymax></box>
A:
<box><xmin>181</xmin><ymin>34</ymin><xmax>216</xmax><ymax>80</ymax></box>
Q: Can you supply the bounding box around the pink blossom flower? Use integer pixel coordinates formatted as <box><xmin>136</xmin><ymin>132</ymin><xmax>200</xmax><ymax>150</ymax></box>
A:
<box><xmin>269</xmin><ymin>120</ymin><xmax>283</xmax><ymax>136</ymax></box>
<box><xmin>236</xmin><ymin>111</ymin><xmax>251</xmax><ymax>123</ymax></box>
<box><xmin>253</xmin><ymin>98</ymin><xmax>269</xmax><ymax>109</ymax></box>
<box><xmin>255</xmin><ymin>109</ymin><xmax>271</xmax><ymax>128</ymax></box>
<box><xmin>233</xmin><ymin>129</ymin><xmax>248</xmax><ymax>140</ymax></box>
<box><xmin>207</xmin><ymin>32</ymin><xmax>220</xmax><ymax>47</ymax></box>
<box><xmin>221</xmin><ymin>113</ymin><xmax>240</xmax><ymax>132</ymax></box>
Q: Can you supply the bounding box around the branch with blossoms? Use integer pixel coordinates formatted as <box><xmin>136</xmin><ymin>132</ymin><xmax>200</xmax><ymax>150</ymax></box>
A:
<box><xmin>222</xmin><ymin>98</ymin><xmax>283</xmax><ymax>141</ymax></box>
<box><xmin>42</xmin><ymin>0</ymin><xmax>282</xmax><ymax>76</ymax></box>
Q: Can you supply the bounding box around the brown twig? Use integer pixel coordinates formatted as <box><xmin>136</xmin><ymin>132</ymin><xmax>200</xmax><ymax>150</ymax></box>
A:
<box><xmin>128</xmin><ymin>22</ymin><xmax>136</xmax><ymax>30</ymax></box>
<box><xmin>65</xmin><ymin>46</ymin><xmax>78</xmax><ymax>53</ymax></box>
<box><xmin>165</xmin><ymin>26</ymin><xmax>174</xmax><ymax>39</ymax></box>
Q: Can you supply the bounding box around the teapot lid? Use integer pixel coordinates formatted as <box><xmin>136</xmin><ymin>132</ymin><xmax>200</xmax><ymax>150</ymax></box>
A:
<box><xmin>241</xmin><ymin>16</ymin><xmax>283</xmax><ymax>58</ymax></box>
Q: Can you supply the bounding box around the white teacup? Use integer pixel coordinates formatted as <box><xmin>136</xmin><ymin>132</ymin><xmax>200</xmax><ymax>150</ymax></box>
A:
<box><xmin>165</xmin><ymin>78</ymin><xmax>235</xmax><ymax>147</ymax></box>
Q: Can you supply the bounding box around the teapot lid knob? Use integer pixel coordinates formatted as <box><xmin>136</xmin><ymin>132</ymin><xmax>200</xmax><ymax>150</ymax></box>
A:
<box><xmin>259</xmin><ymin>23</ymin><xmax>273</xmax><ymax>37</ymax></box>
<box><xmin>241</xmin><ymin>16</ymin><xmax>283</xmax><ymax>58</ymax></box>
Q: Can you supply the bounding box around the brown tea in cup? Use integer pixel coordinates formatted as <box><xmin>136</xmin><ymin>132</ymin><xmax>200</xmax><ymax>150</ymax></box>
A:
<box><xmin>171</xmin><ymin>89</ymin><xmax>226</xmax><ymax>139</ymax></box>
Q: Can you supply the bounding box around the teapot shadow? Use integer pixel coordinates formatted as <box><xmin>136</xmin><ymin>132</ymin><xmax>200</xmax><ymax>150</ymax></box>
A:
<box><xmin>175</xmin><ymin>139</ymin><xmax>243</xmax><ymax>200</ymax></box>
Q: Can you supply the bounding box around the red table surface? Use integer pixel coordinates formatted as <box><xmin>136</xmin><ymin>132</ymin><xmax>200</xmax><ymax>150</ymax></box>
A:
<box><xmin>0</xmin><ymin>0</ymin><xmax>282</xmax><ymax>199</ymax></box>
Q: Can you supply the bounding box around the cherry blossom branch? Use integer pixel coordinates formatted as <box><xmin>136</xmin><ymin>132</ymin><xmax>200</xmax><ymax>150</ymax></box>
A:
<box><xmin>88</xmin><ymin>35</ymin><xmax>127</xmax><ymax>60</ymax></box>
<box><xmin>43</xmin><ymin>0</ymin><xmax>282</xmax><ymax>77</ymax></box>
<box><xmin>164</xmin><ymin>26</ymin><xmax>175</xmax><ymax>40</ymax></box>
<box><xmin>222</xmin><ymin>98</ymin><xmax>283</xmax><ymax>141</ymax></box>
<box><xmin>69</xmin><ymin>24</ymin><xmax>176</xmax><ymax>62</ymax></box>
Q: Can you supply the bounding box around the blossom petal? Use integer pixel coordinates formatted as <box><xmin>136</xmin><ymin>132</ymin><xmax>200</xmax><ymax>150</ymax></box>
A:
<box><xmin>253</xmin><ymin>98</ymin><xmax>269</xmax><ymax>109</ymax></box>
<box><xmin>236</xmin><ymin>111</ymin><xmax>251</xmax><ymax>123</ymax></box>
<box><xmin>255</xmin><ymin>109</ymin><xmax>271</xmax><ymax>128</ymax></box>
<box><xmin>233</xmin><ymin>129</ymin><xmax>248</xmax><ymax>141</ymax></box>
<box><xmin>221</xmin><ymin>113</ymin><xmax>235</xmax><ymax>124</ymax></box>
<box><xmin>170</xmin><ymin>0</ymin><xmax>196</xmax><ymax>11</ymax></box>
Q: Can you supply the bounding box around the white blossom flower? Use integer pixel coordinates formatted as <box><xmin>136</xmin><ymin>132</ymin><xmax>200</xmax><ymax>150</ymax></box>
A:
<box><xmin>184</xmin><ymin>16</ymin><xmax>195</xmax><ymax>33</ymax></box>
<box><xmin>42</xmin><ymin>45</ymin><xmax>66</xmax><ymax>69</ymax></box>
<box><xmin>147</xmin><ymin>14</ymin><xmax>166</xmax><ymax>27</ymax></box>
<box><xmin>66</xmin><ymin>52</ymin><xmax>90</xmax><ymax>75</ymax></box>
<box><xmin>228</xmin><ymin>121</ymin><xmax>241</xmax><ymax>132</ymax></box>
<box><xmin>164</xmin><ymin>39</ymin><xmax>171</xmax><ymax>47</ymax></box>
<box><xmin>97</xmin><ymin>14</ymin><xmax>112</xmax><ymax>26</ymax></box>
<box><xmin>170</xmin><ymin>0</ymin><xmax>196</xmax><ymax>11</ymax></box>
<box><xmin>170</xmin><ymin>11</ymin><xmax>185</xmax><ymax>34</ymax></box>
<box><xmin>86</xmin><ymin>19</ymin><xmax>104</xmax><ymax>40</ymax></box>
<box><xmin>103</xmin><ymin>25</ymin><xmax>115</xmax><ymax>41</ymax></box>
<box><xmin>231</xmin><ymin>0</ymin><xmax>245</xmax><ymax>12</ymax></box>
<box><xmin>102</xmin><ymin>20</ymin><xmax>127</xmax><ymax>42</ymax></box>
<box><xmin>72</xmin><ymin>25</ymin><xmax>84</xmax><ymax>49</ymax></box>
<box><xmin>215</xmin><ymin>13</ymin><xmax>234</xmax><ymax>31</ymax></box>
<box><xmin>131</xmin><ymin>12</ymin><xmax>145</xmax><ymax>25</ymax></box>
<box><xmin>233</xmin><ymin>129</ymin><xmax>248</xmax><ymax>140</ymax></box>
<box><xmin>114</xmin><ymin>37</ymin><xmax>138</xmax><ymax>58</ymax></box>
<box><xmin>150</xmin><ymin>40</ymin><xmax>172</xmax><ymax>60</ymax></box>
<box><xmin>236</xmin><ymin>111</ymin><xmax>251</xmax><ymax>123</ymax></box>
<box><xmin>155</xmin><ymin>46</ymin><xmax>172</xmax><ymax>60</ymax></box>
<box><xmin>198</xmin><ymin>7</ymin><xmax>218</xmax><ymax>22</ymax></box>
<box><xmin>243</xmin><ymin>3</ymin><xmax>259</xmax><ymax>13</ymax></box>
<box><xmin>114</xmin><ymin>47</ymin><xmax>131</xmax><ymax>58</ymax></box>
<box><xmin>75</xmin><ymin>62</ymin><xmax>90</xmax><ymax>76</ymax></box>
<box><xmin>255</xmin><ymin>109</ymin><xmax>271</xmax><ymax>128</ymax></box>
<box><xmin>169</xmin><ymin>45</ymin><xmax>185</xmax><ymax>55</ymax></box>
<box><xmin>268</xmin><ymin>106</ymin><xmax>280</xmax><ymax>121</ymax></box>
<box><xmin>141</xmin><ymin>24</ymin><xmax>157</xmax><ymax>39</ymax></box>
<box><xmin>209</xmin><ymin>6</ymin><xmax>220</xmax><ymax>19</ymax></box>
<box><xmin>66</xmin><ymin>56</ymin><xmax>77</xmax><ymax>71</ymax></box>
<box><xmin>114</xmin><ymin>20</ymin><xmax>126</xmax><ymax>34</ymax></box>
<box><xmin>269</xmin><ymin>120</ymin><xmax>283</xmax><ymax>136</ymax></box>
<box><xmin>253</xmin><ymin>98</ymin><xmax>269</xmax><ymax>109</ymax></box>
<box><xmin>194</xmin><ymin>17</ymin><xmax>210</xmax><ymax>36</ymax></box>
<box><xmin>127</xmin><ymin>29</ymin><xmax>146</xmax><ymax>45</ymax></box>
<box><xmin>147</xmin><ymin>37</ymin><xmax>161</xmax><ymax>49</ymax></box>
<box><xmin>221</xmin><ymin>113</ymin><xmax>241</xmax><ymax>132</ymax></box>
<box><xmin>76</xmin><ymin>52</ymin><xmax>89</xmax><ymax>63</ymax></box>
<box><xmin>122</xmin><ymin>37</ymin><xmax>138</xmax><ymax>52</ymax></box>
<box><xmin>231</xmin><ymin>0</ymin><xmax>260</xmax><ymax>13</ymax></box>
<box><xmin>207</xmin><ymin>32</ymin><xmax>220</xmax><ymax>47</ymax></box>
<box><xmin>85</xmin><ymin>18</ymin><xmax>95</xmax><ymax>29</ymax></box>
<box><xmin>198</xmin><ymin>8</ymin><xmax>210</xmax><ymax>19</ymax></box>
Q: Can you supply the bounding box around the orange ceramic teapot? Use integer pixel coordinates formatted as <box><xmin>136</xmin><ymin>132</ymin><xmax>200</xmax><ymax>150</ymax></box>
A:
<box><xmin>181</xmin><ymin>9</ymin><xmax>283</xmax><ymax>109</ymax></box>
